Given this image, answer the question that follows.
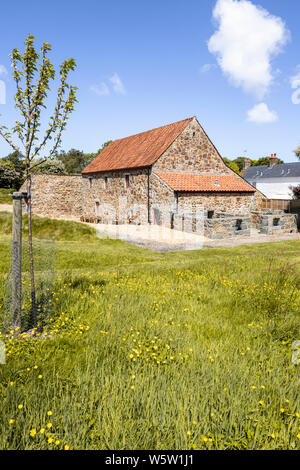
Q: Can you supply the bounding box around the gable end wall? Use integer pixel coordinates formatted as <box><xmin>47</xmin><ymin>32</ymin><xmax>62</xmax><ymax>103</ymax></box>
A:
<box><xmin>153</xmin><ymin>117</ymin><xmax>232</xmax><ymax>174</ymax></box>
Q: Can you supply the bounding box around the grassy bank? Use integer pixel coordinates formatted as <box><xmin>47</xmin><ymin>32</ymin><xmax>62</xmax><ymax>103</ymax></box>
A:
<box><xmin>0</xmin><ymin>189</ymin><xmax>12</xmax><ymax>205</ymax></box>
<box><xmin>0</xmin><ymin>213</ymin><xmax>299</xmax><ymax>450</ymax></box>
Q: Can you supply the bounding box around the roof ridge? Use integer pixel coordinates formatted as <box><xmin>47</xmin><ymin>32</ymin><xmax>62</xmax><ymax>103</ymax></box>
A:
<box><xmin>109</xmin><ymin>116</ymin><xmax>194</xmax><ymax>144</ymax></box>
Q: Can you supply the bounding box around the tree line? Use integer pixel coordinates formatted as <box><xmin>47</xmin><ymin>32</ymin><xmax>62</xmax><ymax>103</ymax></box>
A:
<box><xmin>0</xmin><ymin>142</ymin><xmax>111</xmax><ymax>189</ymax></box>
<box><xmin>1</xmin><ymin>143</ymin><xmax>299</xmax><ymax>190</ymax></box>
<box><xmin>223</xmin><ymin>156</ymin><xmax>284</xmax><ymax>174</ymax></box>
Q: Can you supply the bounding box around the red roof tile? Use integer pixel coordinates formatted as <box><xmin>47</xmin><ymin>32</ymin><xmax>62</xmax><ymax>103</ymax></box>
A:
<box><xmin>155</xmin><ymin>172</ymin><xmax>255</xmax><ymax>193</ymax></box>
<box><xmin>82</xmin><ymin>117</ymin><xmax>193</xmax><ymax>174</ymax></box>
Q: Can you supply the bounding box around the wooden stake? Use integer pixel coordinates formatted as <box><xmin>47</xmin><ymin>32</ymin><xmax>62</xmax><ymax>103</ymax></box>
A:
<box><xmin>12</xmin><ymin>192</ymin><xmax>22</xmax><ymax>329</ymax></box>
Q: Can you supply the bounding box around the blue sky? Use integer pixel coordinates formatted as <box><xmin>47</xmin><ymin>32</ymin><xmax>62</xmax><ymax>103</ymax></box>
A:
<box><xmin>0</xmin><ymin>0</ymin><xmax>299</xmax><ymax>162</ymax></box>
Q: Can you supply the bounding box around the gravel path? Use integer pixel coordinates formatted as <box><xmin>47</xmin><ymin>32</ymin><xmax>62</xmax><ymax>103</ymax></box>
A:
<box><xmin>0</xmin><ymin>204</ymin><xmax>13</xmax><ymax>212</ymax></box>
<box><xmin>1</xmin><ymin>206</ymin><xmax>298</xmax><ymax>251</ymax></box>
<box><xmin>92</xmin><ymin>223</ymin><xmax>300</xmax><ymax>252</ymax></box>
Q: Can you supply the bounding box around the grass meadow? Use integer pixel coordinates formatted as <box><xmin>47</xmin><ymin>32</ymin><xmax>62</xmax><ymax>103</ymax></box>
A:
<box><xmin>0</xmin><ymin>211</ymin><xmax>299</xmax><ymax>450</ymax></box>
<box><xmin>0</xmin><ymin>188</ymin><xmax>13</xmax><ymax>205</ymax></box>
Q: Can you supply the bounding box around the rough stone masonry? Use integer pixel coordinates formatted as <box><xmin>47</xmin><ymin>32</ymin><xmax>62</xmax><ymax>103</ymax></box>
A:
<box><xmin>20</xmin><ymin>116</ymin><xmax>299</xmax><ymax>239</ymax></box>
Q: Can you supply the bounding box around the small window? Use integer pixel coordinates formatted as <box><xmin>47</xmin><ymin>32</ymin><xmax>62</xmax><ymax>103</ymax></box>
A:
<box><xmin>207</xmin><ymin>210</ymin><xmax>214</xmax><ymax>219</ymax></box>
<box><xmin>236</xmin><ymin>219</ymin><xmax>243</xmax><ymax>231</ymax></box>
<box><xmin>124</xmin><ymin>174</ymin><xmax>130</xmax><ymax>189</ymax></box>
<box><xmin>89</xmin><ymin>177</ymin><xmax>93</xmax><ymax>188</ymax></box>
<box><xmin>273</xmin><ymin>218</ymin><xmax>280</xmax><ymax>227</ymax></box>
<box><xmin>95</xmin><ymin>201</ymin><xmax>100</xmax><ymax>216</ymax></box>
<box><xmin>104</xmin><ymin>176</ymin><xmax>108</xmax><ymax>189</ymax></box>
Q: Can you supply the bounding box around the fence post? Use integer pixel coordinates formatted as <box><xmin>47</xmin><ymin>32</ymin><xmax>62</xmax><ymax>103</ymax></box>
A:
<box><xmin>11</xmin><ymin>192</ymin><xmax>22</xmax><ymax>329</ymax></box>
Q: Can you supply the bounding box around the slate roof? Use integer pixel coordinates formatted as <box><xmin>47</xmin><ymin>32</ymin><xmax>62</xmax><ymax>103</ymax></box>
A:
<box><xmin>155</xmin><ymin>172</ymin><xmax>255</xmax><ymax>193</ymax></box>
<box><xmin>243</xmin><ymin>162</ymin><xmax>300</xmax><ymax>180</ymax></box>
<box><xmin>82</xmin><ymin>117</ymin><xmax>194</xmax><ymax>174</ymax></box>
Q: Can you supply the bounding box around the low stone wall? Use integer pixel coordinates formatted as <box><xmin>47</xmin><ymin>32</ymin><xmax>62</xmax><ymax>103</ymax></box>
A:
<box><xmin>20</xmin><ymin>174</ymin><xmax>82</xmax><ymax>219</ymax></box>
<box><xmin>204</xmin><ymin>215</ymin><xmax>251</xmax><ymax>239</ymax></box>
<box><xmin>173</xmin><ymin>213</ymin><xmax>204</xmax><ymax>234</ymax></box>
<box><xmin>251</xmin><ymin>211</ymin><xmax>298</xmax><ymax>235</ymax></box>
<box><xmin>172</xmin><ymin>212</ymin><xmax>251</xmax><ymax>239</ymax></box>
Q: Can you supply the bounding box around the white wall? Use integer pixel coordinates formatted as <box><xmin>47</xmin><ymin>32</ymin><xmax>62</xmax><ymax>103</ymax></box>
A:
<box><xmin>247</xmin><ymin>177</ymin><xmax>300</xmax><ymax>200</ymax></box>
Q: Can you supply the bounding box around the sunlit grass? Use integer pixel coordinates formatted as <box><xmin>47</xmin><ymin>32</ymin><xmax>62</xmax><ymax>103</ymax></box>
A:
<box><xmin>0</xmin><ymin>214</ymin><xmax>299</xmax><ymax>450</ymax></box>
<box><xmin>0</xmin><ymin>189</ymin><xmax>12</xmax><ymax>205</ymax></box>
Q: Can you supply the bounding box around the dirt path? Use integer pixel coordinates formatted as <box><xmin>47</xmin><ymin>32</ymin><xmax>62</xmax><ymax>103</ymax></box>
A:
<box><xmin>92</xmin><ymin>223</ymin><xmax>300</xmax><ymax>252</ymax></box>
<box><xmin>0</xmin><ymin>204</ymin><xmax>13</xmax><ymax>212</ymax></box>
<box><xmin>1</xmin><ymin>206</ymin><xmax>299</xmax><ymax>251</ymax></box>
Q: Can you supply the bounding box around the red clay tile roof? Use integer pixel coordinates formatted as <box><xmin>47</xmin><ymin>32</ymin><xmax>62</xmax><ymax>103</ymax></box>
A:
<box><xmin>155</xmin><ymin>172</ymin><xmax>255</xmax><ymax>192</ymax></box>
<box><xmin>82</xmin><ymin>117</ymin><xmax>193</xmax><ymax>174</ymax></box>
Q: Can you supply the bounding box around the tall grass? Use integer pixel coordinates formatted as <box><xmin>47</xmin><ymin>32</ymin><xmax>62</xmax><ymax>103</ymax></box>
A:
<box><xmin>0</xmin><ymin>189</ymin><xmax>12</xmax><ymax>205</ymax></box>
<box><xmin>0</xmin><ymin>215</ymin><xmax>299</xmax><ymax>450</ymax></box>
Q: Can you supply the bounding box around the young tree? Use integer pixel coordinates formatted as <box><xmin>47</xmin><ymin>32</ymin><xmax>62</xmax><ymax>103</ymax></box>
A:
<box><xmin>294</xmin><ymin>146</ymin><xmax>300</xmax><ymax>160</ymax></box>
<box><xmin>0</xmin><ymin>34</ymin><xmax>77</xmax><ymax>326</ymax></box>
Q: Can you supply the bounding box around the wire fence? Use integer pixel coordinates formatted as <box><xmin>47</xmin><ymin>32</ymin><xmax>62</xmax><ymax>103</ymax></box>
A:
<box><xmin>2</xmin><ymin>238</ymin><xmax>55</xmax><ymax>335</ymax></box>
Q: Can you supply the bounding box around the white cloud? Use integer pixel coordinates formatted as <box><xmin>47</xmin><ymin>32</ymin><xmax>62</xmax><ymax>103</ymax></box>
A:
<box><xmin>247</xmin><ymin>102</ymin><xmax>278</xmax><ymax>123</ymax></box>
<box><xmin>292</xmin><ymin>89</ymin><xmax>300</xmax><ymax>105</ymax></box>
<box><xmin>291</xmin><ymin>66</ymin><xmax>300</xmax><ymax>89</ymax></box>
<box><xmin>0</xmin><ymin>65</ymin><xmax>8</xmax><ymax>77</ymax></box>
<box><xmin>109</xmin><ymin>73</ymin><xmax>126</xmax><ymax>94</ymax></box>
<box><xmin>291</xmin><ymin>66</ymin><xmax>300</xmax><ymax>104</ymax></box>
<box><xmin>200</xmin><ymin>63</ymin><xmax>216</xmax><ymax>73</ymax></box>
<box><xmin>208</xmin><ymin>0</ymin><xmax>289</xmax><ymax>98</ymax></box>
<box><xmin>90</xmin><ymin>82</ymin><xmax>110</xmax><ymax>96</ymax></box>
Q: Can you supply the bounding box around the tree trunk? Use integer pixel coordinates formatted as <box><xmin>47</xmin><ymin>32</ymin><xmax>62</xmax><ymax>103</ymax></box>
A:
<box><xmin>27</xmin><ymin>174</ymin><xmax>37</xmax><ymax>328</ymax></box>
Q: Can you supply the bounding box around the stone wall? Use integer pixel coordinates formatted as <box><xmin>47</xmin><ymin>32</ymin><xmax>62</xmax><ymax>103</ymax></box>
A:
<box><xmin>153</xmin><ymin>117</ymin><xmax>233</xmax><ymax>174</ymax></box>
<box><xmin>153</xmin><ymin>117</ymin><xmax>266</xmax><ymax>210</ymax></box>
<box><xmin>82</xmin><ymin>169</ymin><xmax>149</xmax><ymax>224</ymax></box>
<box><xmin>20</xmin><ymin>174</ymin><xmax>82</xmax><ymax>219</ymax></box>
<box><xmin>177</xmin><ymin>192</ymin><xmax>254</xmax><ymax>215</ymax></box>
<box><xmin>251</xmin><ymin>211</ymin><xmax>298</xmax><ymax>235</ymax></box>
<box><xmin>252</xmin><ymin>190</ymin><xmax>266</xmax><ymax>211</ymax></box>
<box><xmin>204</xmin><ymin>215</ymin><xmax>251</xmax><ymax>239</ymax></box>
<box><xmin>149</xmin><ymin>172</ymin><xmax>176</xmax><ymax>226</ymax></box>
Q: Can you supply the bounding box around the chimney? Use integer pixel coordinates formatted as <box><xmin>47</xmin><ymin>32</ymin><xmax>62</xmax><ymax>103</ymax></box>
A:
<box><xmin>242</xmin><ymin>158</ymin><xmax>251</xmax><ymax>174</ymax></box>
<box><xmin>269</xmin><ymin>153</ymin><xmax>278</xmax><ymax>168</ymax></box>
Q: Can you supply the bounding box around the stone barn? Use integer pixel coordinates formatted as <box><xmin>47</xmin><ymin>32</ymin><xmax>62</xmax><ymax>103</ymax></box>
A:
<box><xmin>81</xmin><ymin>116</ymin><xmax>266</xmax><ymax>237</ymax></box>
<box><xmin>24</xmin><ymin>116</ymin><xmax>298</xmax><ymax>239</ymax></box>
